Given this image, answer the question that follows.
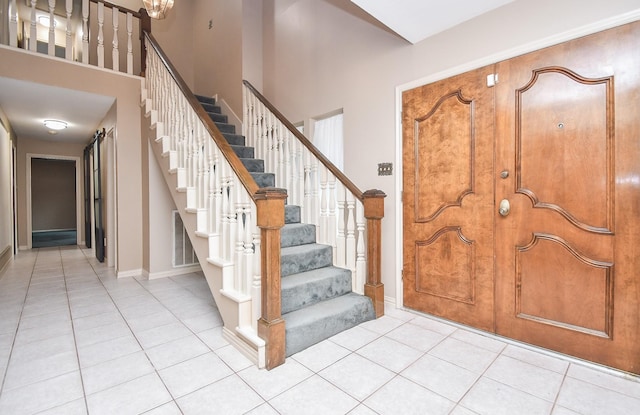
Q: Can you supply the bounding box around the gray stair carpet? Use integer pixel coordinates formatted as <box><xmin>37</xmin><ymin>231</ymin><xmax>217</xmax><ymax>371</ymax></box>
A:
<box><xmin>195</xmin><ymin>94</ymin><xmax>374</xmax><ymax>357</ymax></box>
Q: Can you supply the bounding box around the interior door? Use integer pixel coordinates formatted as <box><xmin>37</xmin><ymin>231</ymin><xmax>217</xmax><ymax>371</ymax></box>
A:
<box><xmin>402</xmin><ymin>66</ymin><xmax>495</xmax><ymax>332</ymax></box>
<box><xmin>93</xmin><ymin>133</ymin><xmax>105</xmax><ymax>263</ymax></box>
<box><xmin>494</xmin><ymin>22</ymin><xmax>640</xmax><ymax>373</ymax></box>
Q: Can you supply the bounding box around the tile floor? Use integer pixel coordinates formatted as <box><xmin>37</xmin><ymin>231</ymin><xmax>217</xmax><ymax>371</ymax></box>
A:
<box><xmin>0</xmin><ymin>246</ymin><xmax>639</xmax><ymax>415</ymax></box>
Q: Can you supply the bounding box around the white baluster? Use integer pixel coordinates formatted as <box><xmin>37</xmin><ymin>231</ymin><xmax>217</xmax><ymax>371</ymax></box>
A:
<box><xmin>65</xmin><ymin>0</ymin><xmax>73</xmax><ymax>59</ymax></box>
<box><xmin>29</xmin><ymin>0</ymin><xmax>36</xmax><ymax>52</ymax></box>
<box><xmin>355</xmin><ymin>200</ymin><xmax>366</xmax><ymax>293</ymax></box>
<box><xmin>276</xmin><ymin>122</ymin><xmax>284</xmax><ymax>187</ymax></box>
<box><xmin>48</xmin><ymin>0</ymin><xmax>55</xmax><ymax>56</ymax></box>
<box><xmin>235</xmin><ymin>187</ymin><xmax>245</xmax><ymax>292</ymax></box>
<box><xmin>243</xmin><ymin>199</ymin><xmax>254</xmax><ymax>295</ymax></box>
<box><xmin>227</xmin><ymin>173</ymin><xmax>237</xmax><ymax>263</ymax></box>
<box><xmin>336</xmin><ymin>183</ymin><xmax>346</xmax><ymax>268</ymax></box>
<box><xmin>9</xmin><ymin>0</ymin><xmax>17</xmax><ymax>48</ymax></box>
<box><xmin>346</xmin><ymin>191</ymin><xmax>356</xmax><ymax>275</ymax></box>
<box><xmin>319</xmin><ymin>164</ymin><xmax>328</xmax><ymax>244</ymax></box>
<box><xmin>311</xmin><ymin>156</ymin><xmax>319</xmax><ymax>226</ymax></box>
<box><xmin>82</xmin><ymin>0</ymin><xmax>89</xmax><ymax>63</ymax></box>
<box><xmin>126</xmin><ymin>13</ymin><xmax>133</xmax><ymax>74</ymax></box>
<box><xmin>97</xmin><ymin>2</ymin><xmax>104</xmax><ymax>67</ymax></box>
<box><xmin>251</xmin><ymin>225</ymin><xmax>261</xmax><ymax>331</ymax></box>
<box><xmin>112</xmin><ymin>7</ymin><xmax>120</xmax><ymax>71</ymax></box>
<box><xmin>303</xmin><ymin>148</ymin><xmax>312</xmax><ymax>224</ymax></box>
<box><xmin>327</xmin><ymin>173</ymin><xmax>337</xmax><ymax>257</ymax></box>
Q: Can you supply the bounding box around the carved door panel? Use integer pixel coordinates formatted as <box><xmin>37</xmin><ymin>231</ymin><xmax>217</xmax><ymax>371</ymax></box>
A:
<box><xmin>402</xmin><ymin>66</ymin><xmax>496</xmax><ymax>332</ymax></box>
<box><xmin>494</xmin><ymin>22</ymin><xmax>640</xmax><ymax>373</ymax></box>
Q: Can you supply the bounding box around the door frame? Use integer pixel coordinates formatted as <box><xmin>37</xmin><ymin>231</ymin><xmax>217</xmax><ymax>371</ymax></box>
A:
<box><xmin>26</xmin><ymin>153</ymin><xmax>83</xmax><ymax>249</ymax></box>
<box><xmin>393</xmin><ymin>11</ymin><xmax>640</xmax><ymax>309</ymax></box>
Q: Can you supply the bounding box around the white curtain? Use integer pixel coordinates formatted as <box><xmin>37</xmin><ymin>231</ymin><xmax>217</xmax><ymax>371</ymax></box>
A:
<box><xmin>312</xmin><ymin>113</ymin><xmax>343</xmax><ymax>170</ymax></box>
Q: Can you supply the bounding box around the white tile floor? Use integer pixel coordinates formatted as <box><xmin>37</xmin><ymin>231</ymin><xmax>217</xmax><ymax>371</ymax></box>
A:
<box><xmin>1</xmin><ymin>246</ymin><xmax>639</xmax><ymax>415</ymax></box>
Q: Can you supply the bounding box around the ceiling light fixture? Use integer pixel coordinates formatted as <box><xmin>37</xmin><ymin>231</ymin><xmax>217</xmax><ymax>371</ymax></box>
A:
<box><xmin>43</xmin><ymin>119</ymin><xmax>68</xmax><ymax>130</ymax></box>
<box><xmin>143</xmin><ymin>0</ymin><xmax>174</xmax><ymax>20</ymax></box>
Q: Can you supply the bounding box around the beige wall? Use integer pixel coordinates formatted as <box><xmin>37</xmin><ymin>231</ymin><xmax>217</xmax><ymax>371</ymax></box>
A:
<box><xmin>260</xmin><ymin>0</ymin><xmax>640</xmax><ymax>301</ymax></box>
<box><xmin>0</xmin><ymin>113</ymin><xmax>11</xmax><ymax>265</ymax></box>
<box><xmin>30</xmin><ymin>158</ymin><xmax>77</xmax><ymax>231</ymax></box>
<box><xmin>192</xmin><ymin>0</ymin><xmax>243</xmax><ymax>114</ymax></box>
<box><xmin>0</xmin><ymin>46</ymin><xmax>144</xmax><ymax>274</ymax></box>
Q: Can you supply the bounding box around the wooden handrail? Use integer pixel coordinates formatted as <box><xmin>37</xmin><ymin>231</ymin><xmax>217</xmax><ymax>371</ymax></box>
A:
<box><xmin>243</xmin><ymin>80</ymin><xmax>366</xmax><ymax>202</ymax></box>
<box><xmin>89</xmin><ymin>0</ymin><xmax>143</xmax><ymax>17</ymax></box>
<box><xmin>145</xmin><ymin>33</ymin><xmax>260</xmax><ymax>199</ymax></box>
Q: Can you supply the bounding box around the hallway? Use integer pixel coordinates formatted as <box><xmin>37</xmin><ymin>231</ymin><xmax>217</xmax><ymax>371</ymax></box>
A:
<box><xmin>0</xmin><ymin>247</ymin><xmax>638</xmax><ymax>414</ymax></box>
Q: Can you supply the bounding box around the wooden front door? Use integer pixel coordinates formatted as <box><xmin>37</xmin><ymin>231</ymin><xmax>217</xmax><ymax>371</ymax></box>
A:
<box><xmin>402</xmin><ymin>21</ymin><xmax>640</xmax><ymax>374</ymax></box>
<box><xmin>402</xmin><ymin>66</ymin><xmax>496</xmax><ymax>332</ymax></box>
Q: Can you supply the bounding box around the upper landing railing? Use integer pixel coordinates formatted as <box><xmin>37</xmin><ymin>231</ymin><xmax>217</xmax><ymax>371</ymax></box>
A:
<box><xmin>4</xmin><ymin>0</ymin><xmax>150</xmax><ymax>75</ymax></box>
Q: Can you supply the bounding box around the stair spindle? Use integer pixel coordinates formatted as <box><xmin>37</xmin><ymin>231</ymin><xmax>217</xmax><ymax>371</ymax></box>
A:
<box><xmin>112</xmin><ymin>7</ymin><xmax>120</xmax><ymax>71</ymax></box>
<box><xmin>97</xmin><ymin>2</ymin><xmax>104</xmax><ymax>67</ymax></box>
<box><xmin>48</xmin><ymin>0</ymin><xmax>55</xmax><ymax>56</ymax></box>
<box><xmin>65</xmin><ymin>0</ymin><xmax>73</xmax><ymax>60</ymax></box>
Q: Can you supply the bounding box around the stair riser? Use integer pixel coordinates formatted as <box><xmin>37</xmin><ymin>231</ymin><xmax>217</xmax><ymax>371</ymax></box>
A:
<box><xmin>285</xmin><ymin>205</ymin><xmax>301</xmax><ymax>224</ymax></box>
<box><xmin>281</xmin><ymin>245</ymin><xmax>332</xmax><ymax>277</ymax></box>
<box><xmin>251</xmin><ymin>173</ymin><xmax>275</xmax><ymax>188</ymax></box>
<box><xmin>281</xmin><ymin>224</ymin><xmax>316</xmax><ymax>248</ymax></box>
<box><xmin>281</xmin><ymin>268</ymin><xmax>352</xmax><ymax>314</ymax></box>
<box><xmin>284</xmin><ymin>294</ymin><xmax>375</xmax><ymax>356</ymax></box>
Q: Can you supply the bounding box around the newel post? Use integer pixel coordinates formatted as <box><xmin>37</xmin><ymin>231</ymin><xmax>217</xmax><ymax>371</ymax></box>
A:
<box><xmin>139</xmin><ymin>8</ymin><xmax>151</xmax><ymax>76</ymax></box>
<box><xmin>363</xmin><ymin>189</ymin><xmax>386</xmax><ymax>318</ymax></box>
<box><xmin>255</xmin><ymin>188</ymin><xmax>287</xmax><ymax>369</ymax></box>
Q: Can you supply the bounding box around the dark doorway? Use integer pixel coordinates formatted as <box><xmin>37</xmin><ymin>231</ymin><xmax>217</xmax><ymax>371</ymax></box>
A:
<box><xmin>31</xmin><ymin>158</ymin><xmax>77</xmax><ymax>248</ymax></box>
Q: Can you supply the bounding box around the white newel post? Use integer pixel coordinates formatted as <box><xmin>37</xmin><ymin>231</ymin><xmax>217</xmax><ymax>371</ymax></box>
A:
<box><xmin>65</xmin><ymin>0</ymin><xmax>73</xmax><ymax>60</ymax></box>
<box><xmin>48</xmin><ymin>0</ymin><xmax>56</xmax><ymax>56</ymax></box>
<box><xmin>29</xmin><ymin>0</ymin><xmax>36</xmax><ymax>52</ymax></box>
<box><xmin>9</xmin><ymin>0</ymin><xmax>17</xmax><ymax>48</ymax></box>
<box><xmin>112</xmin><ymin>7</ymin><xmax>120</xmax><ymax>71</ymax></box>
<box><xmin>97</xmin><ymin>2</ymin><xmax>104</xmax><ymax>68</ymax></box>
<box><xmin>126</xmin><ymin>13</ymin><xmax>133</xmax><ymax>74</ymax></box>
<box><xmin>82</xmin><ymin>0</ymin><xmax>89</xmax><ymax>64</ymax></box>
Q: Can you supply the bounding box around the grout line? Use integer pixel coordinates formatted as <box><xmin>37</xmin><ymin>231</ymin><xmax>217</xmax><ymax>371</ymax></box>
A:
<box><xmin>62</xmin><ymin>246</ymin><xmax>91</xmax><ymax>414</ymax></box>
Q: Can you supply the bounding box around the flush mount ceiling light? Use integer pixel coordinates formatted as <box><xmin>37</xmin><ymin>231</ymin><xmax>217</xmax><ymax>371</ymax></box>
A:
<box><xmin>143</xmin><ymin>0</ymin><xmax>175</xmax><ymax>20</ymax></box>
<box><xmin>43</xmin><ymin>119</ymin><xmax>68</xmax><ymax>130</ymax></box>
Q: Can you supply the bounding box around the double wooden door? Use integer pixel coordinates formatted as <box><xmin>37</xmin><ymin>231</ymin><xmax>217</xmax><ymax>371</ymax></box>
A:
<box><xmin>402</xmin><ymin>21</ymin><xmax>640</xmax><ymax>374</ymax></box>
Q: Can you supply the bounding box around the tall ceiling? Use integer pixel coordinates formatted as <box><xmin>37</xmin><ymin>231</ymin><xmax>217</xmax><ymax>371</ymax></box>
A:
<box><xmin>0</xmin><ymin>0</ymin><xmax>515</xmax><ymax>145</ymax></box>
<box><xmin>350</xmin><ymin>0</ymin><xmax>515</xmax><ymax>44</ymax></box>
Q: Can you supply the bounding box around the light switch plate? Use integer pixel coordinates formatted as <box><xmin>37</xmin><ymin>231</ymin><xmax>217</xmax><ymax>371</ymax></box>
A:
<box><xmin>378</xmin><ymin>163</ymin><xmax>392</xmax><ymax>176</ymax></box>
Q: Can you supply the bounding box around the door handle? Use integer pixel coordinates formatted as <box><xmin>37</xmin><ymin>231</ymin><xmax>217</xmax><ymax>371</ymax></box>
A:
<box><xmin>499</xmin><ymin>199</ymin><xmax>510</xmax><ymax>216</ymax></box>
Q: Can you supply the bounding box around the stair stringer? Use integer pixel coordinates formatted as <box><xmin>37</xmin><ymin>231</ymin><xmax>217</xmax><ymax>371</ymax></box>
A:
<box><xmin>142</xmin><ymin>100</ymin><xmax>266</xmax><ymax>368</ymax></box>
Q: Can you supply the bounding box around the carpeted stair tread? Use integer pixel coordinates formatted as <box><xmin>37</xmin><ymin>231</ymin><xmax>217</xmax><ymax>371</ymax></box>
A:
<box><xmin>215</xmin><ymin>122</ymin><xmax>236</xmax><ymax>134</ymax></box>
<box><xmin>281</xmin><ymin>223</ymin><xmax>316</xmax><ymax>248</ymax></box>
<box><xmin>201</xmin><ymin>102</ymin><xmax>221</xmax><ymax>114</ymax></box>
<box><xmin>230</xmin><ymin>145</ymin><xmax>254</xmax><ymax>158</ymax></box>
<box><xmin>285</xmin><ymin>205</ymin><xmax>301</xmax><ymax>224</ymax></box>
<box><xmin>195</xmin><ymin>94</ymin><xmax>215</xmax><ymax>105</ymax></box>
<box><xmin>283</xmin><ymin>293</ymin><xmax>375</xmax><ymax>356</ymax></box>
<box><xmin>240</xmin><ymin>158</ymin><xmax>264</xmax><ymax>173</ymax></box>
<box><xmin>207</xmin><ymin>112</ymin><xmax>228</xmax><ymax>123</ymax></box>
<box><xmin>251</xmin><ymin>172</ymin><xmax>275</xmax><ymax>188</ymax></box>
<box><xmin>281</xmin><ymin>266</ymin><xmax>352</xmax><ymax>314</ymax></box>
<box><xmin>223</xmin><ymin>133</ymin><xmax>246</xmax><ymax>146</ymax></box>
<box><xmin>281</xmin><ymin>243</ymin><xmax>332</xmax><ymax>277</ymax></box>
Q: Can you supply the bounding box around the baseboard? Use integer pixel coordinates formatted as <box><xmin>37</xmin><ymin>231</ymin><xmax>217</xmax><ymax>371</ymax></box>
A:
<box><xmin>384</xmin><ymin>295</ymin><xmax>396</xmax><ymax>307</ymax></box>
<box><xmin>19</xmin><ymin>245</ymin><xmax>28</xmax><ymax>251</ymax></box>
<box><xmin>0</xmin><ymin>245</ymin><xmax>12</xmax><ymax>276</ymax></box>
<box><xmin>142</xmin><ymin>265</ymin><xmax>202</xmax><ymax>280</ymax></box>
<box><xmin>222</xmin><ymin>326</ymin><xmax>265</xmax><ymax>369</ymax></box>
<box><xmin>116</xmin><ymin>268</ymin><xmax>143</xmax><ymax>278</ymax></box>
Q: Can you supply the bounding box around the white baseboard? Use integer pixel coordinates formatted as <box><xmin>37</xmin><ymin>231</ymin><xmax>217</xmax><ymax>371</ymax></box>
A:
<box><xmin>222</xmin><ymin>326</ymin><xmax>264</xmax><ymax>369</ymax></box>
<box><xmin>116</xmin><ymin>268</ymin><xmax>143</xmax><ymax>278</ymax></box>
<box><xmin>19</xmin><ymin>245</ymin><xmax>28</xmax><ymax>251</ymax></box>
<box><xmin>214</xmin><ymin>94</ymin><xmax>242</xmax><ymax>134</ymax></box>
<box><xmin>142</xmin><ymin>265</ymin><xmax>202</xmax><ymax>280</ymax></box>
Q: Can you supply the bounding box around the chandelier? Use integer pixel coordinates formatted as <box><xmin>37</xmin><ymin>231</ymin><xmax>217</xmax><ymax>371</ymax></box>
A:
<box><xmin>143</xmin><ymin>0</ymin><xmax>174</xmax><ymax>20</ymax></box>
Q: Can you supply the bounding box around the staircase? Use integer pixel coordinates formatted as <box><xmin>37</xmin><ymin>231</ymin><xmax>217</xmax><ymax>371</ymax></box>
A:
<box><xmin>195</xmin><ymin>94</ymin><xmax>375</xmax><ymax>356</ymax></box>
